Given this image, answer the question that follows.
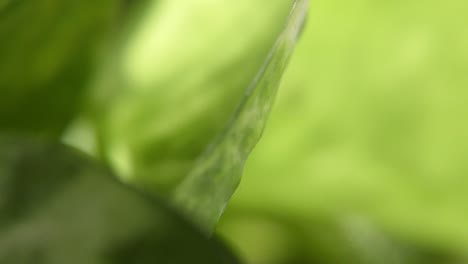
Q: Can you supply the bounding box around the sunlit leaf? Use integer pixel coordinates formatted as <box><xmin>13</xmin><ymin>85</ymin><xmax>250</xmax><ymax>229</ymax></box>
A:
<box><xmin>83</xmin><ymin>0</ymin><xmax>298</xmax><ymax>195</ymax></box>
<box><xmin>0</xmin><ymin>135</ymin><xmax>239</xmax><ymax>264</ymax></box>
<box><xmin>172</xmin><ymin>0</ymin><xmax>309</xmax><ymax>232</ymax></box>
<box><xmin>221</xmin><ymin>0</ymin><xmax>468</xmax><ymax>261</ymax></box>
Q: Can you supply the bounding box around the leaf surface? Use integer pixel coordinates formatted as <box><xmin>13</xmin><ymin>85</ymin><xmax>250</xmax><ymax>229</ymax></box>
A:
<box><xmin>0</xmin><ymin>135</ymin><xmax>239</xmax><ymax>264</ymax></box>
<box><xmin>85</xmin><ymin>0</ymin><xmax>298</xmax><ymax>195</ymax></box>
<box><xmin>0</xmin><ymin>0</ymin><xmax>116</xmax><ymax>137</ymax></box>
<box><xmin>172</xmin><ymin>0</ymin><xmax>309</xmax><ymax>232</ymax></box>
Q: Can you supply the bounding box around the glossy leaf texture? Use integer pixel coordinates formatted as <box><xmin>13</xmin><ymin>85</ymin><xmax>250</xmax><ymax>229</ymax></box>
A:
<box><xmin>0</xmin><ymin>135</ymin><xmax>239</xmax><ymax>264</ymax></box>
<box><xmin>80</xmin><ymin>0</ymin><xmax>298</xmax><ymax>195</ymax></box>
<box><xmin>172</xmin><ymin>0</ymin><xmax>309</xmax><ymax>232</ymax></box>
<box><xmin>0</xmin><ymin>0</ymin><xmax>116</xmax><ymax>138</ymax></box>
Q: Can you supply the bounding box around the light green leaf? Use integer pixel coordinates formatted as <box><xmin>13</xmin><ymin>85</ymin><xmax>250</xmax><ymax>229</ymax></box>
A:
<box><xmin>172</xmin><ymin>0</ymin><xmax>309</xmax><ymax>232</ymax></box>
<box><xmin>85</xmin><ymin>0</ymin><xmax>298</xmax><ymax>195</ymax></box>
<box><xmin>222</xmin><ymin>0</ymin><xmax>468</xmax><ymax>261</ymax></box>
<box><xmin>0</xmin><ymin>135</ymin><xmax>239</xmax><ymax>264</ymax></box>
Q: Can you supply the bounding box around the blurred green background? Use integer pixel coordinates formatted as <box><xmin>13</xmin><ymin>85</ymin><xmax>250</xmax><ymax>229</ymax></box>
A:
<box><xmin>3</xmin><ymin>0</ymin><xmax>468</xmax><ymax>263</ymax></box>
<box><xmin>217</xmin><ymin>0</ymin><xmax>468</xmax><ymax>263</ymax></box>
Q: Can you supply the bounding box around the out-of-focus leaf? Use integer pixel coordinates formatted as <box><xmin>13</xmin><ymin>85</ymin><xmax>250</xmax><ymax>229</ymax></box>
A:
<box><xmin>0</xmin><ymin>0</ymin><xmax>117</xmax><ymax>137</ymax></box>
<box><xmin>0</xmin><ymin>135</ymin><xmax>239</xmax><ymax>264</ymax></box>
<box><xmin>218</xmin><ymin>211</ymin><xmax>459</xmax><ymax>264</ymax></box>
<box><xmin>85</xmin><ymin>0</ymin><xmax>297</xmax><ymax>195</ymax></box>
<box><xmin>172</xmin><ymin>0</ymin><xmax>309</xmax><ymax>232</ymax></box>
<box><xmin>221</xmin><ymin>0</ymin><xmax>468</xmax><ymax>261</ymax></box>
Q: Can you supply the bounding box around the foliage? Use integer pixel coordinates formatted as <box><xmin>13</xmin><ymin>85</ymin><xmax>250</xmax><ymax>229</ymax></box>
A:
<box><xmin>0</xmin><ymin>136</ymin><xmax>238</xmax><ymax>263</ymax></box>
<box><xmin>0</xmin><ymin>0</ymin><xmax>307</xmax><ymax>263</ymax></box>
<box><xmin>218</xmin><ymin>1</ymin><xmax>468</xmax><ymax>263</ymax></box>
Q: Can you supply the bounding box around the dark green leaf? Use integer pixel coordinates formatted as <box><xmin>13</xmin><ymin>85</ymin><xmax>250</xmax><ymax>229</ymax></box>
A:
<box><xmin>0</xmin><ymin>135</ymin><xmax>239</xmax><ymax>264</ymax></box>
<box><xmin>0</xmin><ymin>0</ymin><xmax>117</xmax><ymax>137</ymax></box>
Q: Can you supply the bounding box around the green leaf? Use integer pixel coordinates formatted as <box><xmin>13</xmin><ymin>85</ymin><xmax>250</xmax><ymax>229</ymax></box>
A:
<box><xmin>83</xmin><ymin>0</ymin><xmax>299</xmax><ymax>195</ymax></box>
<box><xmin>221</xmin><ymin>0</ymin><xmax>468</xmax><ymax>261</ymax></box>
<box><xmin>0</xmin><ymin>135</ymin><xmax>239</xmax><ymax>263</ymax></box>
<box><xmin>0</xmin><ymin>0</ymin><xmax>117</xmax><ymax>137</ymax></box>
<box><xmin>172</xmin><ymin>0</ymin><xmax>309</xmax><ymax>232</ymax></box>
